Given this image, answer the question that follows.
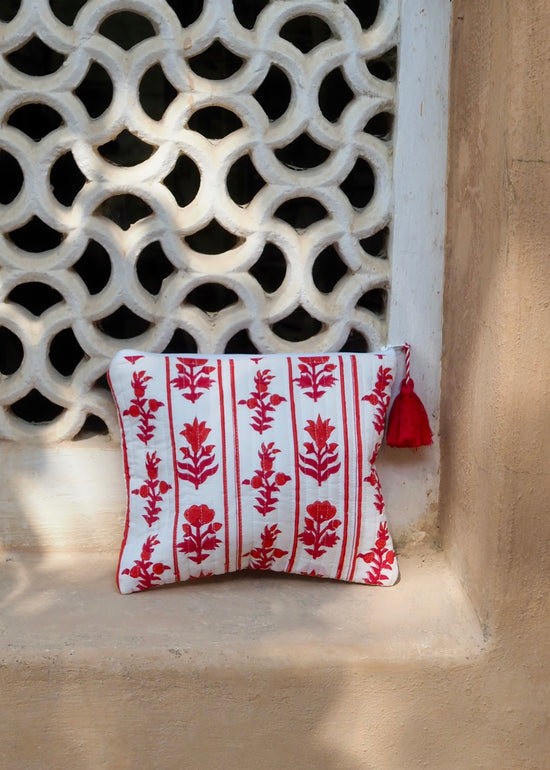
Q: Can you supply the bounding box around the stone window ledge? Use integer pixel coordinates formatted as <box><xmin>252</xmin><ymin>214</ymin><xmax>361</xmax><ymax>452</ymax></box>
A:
<box><xmin>0</xmin><ymin>546</ymin><xmax>485</xmax><ymax>670</ymax></box>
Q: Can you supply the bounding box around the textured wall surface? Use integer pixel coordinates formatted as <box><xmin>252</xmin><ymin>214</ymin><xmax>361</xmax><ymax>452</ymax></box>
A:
<box><xmin>440</xmin><ymin>0</ymin><xmax>550</xmax><ymax>764</ymax></box>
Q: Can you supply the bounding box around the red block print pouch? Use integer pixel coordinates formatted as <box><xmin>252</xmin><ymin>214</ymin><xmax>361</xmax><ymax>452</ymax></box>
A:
<box><xmin>108</xmin><ymin>350</ymin><xmax>399</xmax><ymax>593</ymax></box>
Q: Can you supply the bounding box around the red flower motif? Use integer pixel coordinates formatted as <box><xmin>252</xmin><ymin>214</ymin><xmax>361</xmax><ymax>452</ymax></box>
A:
<box><xmin>293</xmin><ymin>357</ymin><xmax>338</xmax><ymax>401</ymax></box>
<box><xmin>238</xmin><ymin>369</ymin><xmax>286</xmax><ymax>433</ymax></box>
<box><xmin>170</xmin><ymin>358</ymin><xmax>216</xmax><ymax>403</ymax></box>
<box><xmin>242</xmin><ymin>442</ymin><xmax>291</xmax><ymax>516</ymax></box>
<box><xmin>357</xmin><ymin>521</ymin><xmax>396</xmax><ymax>585</ymax></box>
<box><xmin>177</xmin><ymin>505</ymin><xmax>223</xmax><ymax>564</ymax></box>
<box><xmin>177</xmin><ymin>417</ymin><xmax>218</xmax><ymax>489</ymax></box>
<box><xmin>131</xmin><ymin>452</ymin><xmax>172</xmax><ymax>526</ymax></box>
<box><xmin>183</xmin><ymin>503</ymin><xmax>215</xmax><ymax>528</ymax></box>
<box><xmin>299</xmin><ymin>416</ymin><xmax>341</xmax><ymax>485</ymax></box>
<box><xmin>362</xmin><ymin>365</ymin><xmax>394</xmax><ymax>436</ymax></box>
<box><xmin>364</xmin><ymin>466</ymin><xmax>385</xmax><ymax>514</ymax></box>
<box><xmin>298</xmin><ymin>500</ymin><xmax>341</xmax><ymax>559</ymax></box>
<box><xmin>246</xmin><ymin>524</ymin><xmax>288</xmax><ymax>570</ymax></box>
<box><xmin>304</xmin><ymin>415</ymin><xmax>335</xmax><ymax>449</ymax></box>
<box><xmin>122</xmin><ymin>369</ymin><xmax>164</xmax><ymax>445</ymax></box>
<box><xmin>122</xmin><ymin>535</ymin><xmax>170</xmax><ymax>590</ymax></box>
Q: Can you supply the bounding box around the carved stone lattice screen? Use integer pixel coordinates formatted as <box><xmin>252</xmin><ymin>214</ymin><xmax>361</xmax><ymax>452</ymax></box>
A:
<box><xmin>0</xmin><ymin>0</ymin><xmax>398</xmax><ymax>441</ymax></box>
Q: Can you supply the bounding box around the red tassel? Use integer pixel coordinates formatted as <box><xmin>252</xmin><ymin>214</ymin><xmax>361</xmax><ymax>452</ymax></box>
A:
<box><xmin>386</xmin><ymin>344</ymin><xmax>433</xmax><ymax>448</ymax></box>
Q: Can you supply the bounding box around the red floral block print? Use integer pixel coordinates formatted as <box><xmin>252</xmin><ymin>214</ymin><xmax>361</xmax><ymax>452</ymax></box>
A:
<box><xmin>122</xmin><ymin>369</ymin><xmax>164</xmax><ymax>444</ymax></box>
<box><xmin>238</xmin><ymin>368</ymin><xmax>286</xmax><ymax>433</ymax></box>
<box><xmin>298</xmin><ymin>500</ymin><xmax>341</xmax><ymax>559</ymax></box>
<box><xmin>109</xmin><ymin>348</ymin><xmax>401</xmax><ymax>592</ymax></box>
<box><xmin>365</xmin><ymin>467</ymin><xmax>385</xmax><ymax>515</ymax></box>
<box><xmin>176</xmin><ymin>504</ymin><xmax>222</xmax><ymax>564</ymax></box>
<box><xmin>362</xmin><ymin>365</ymin><xmax>393</xmax><ymax>435</ymax></box>
<box><xmin>293</xmin><ymin>356</ymin><xmax>338</xmax><ymax>401</ymax></box>
<box><xmin>132</xmin><ymin>451</ymin><xmax>172</xmax><ymax>526</ymax></box>
<box><xmin>242</xmin><ymin>442</ymin><xmax>291</xmax><ymax>516</ymax></box>
<box><xmin>121</xmin><ymin>535</ymin><xmax>170</xmax><ymax>590</ymax></box>
<box><xmin>177</xmin><ymin>417</ymin><xmax>218</xmax><ymax>489</ymax></box>
<box><xmin>357</xmin><ymin>521</ymin><xmax>396</xmax><ymax>585</ymax></box>
<box><xmin>246</xmin><ymin>524</ymin><xmax>288</xmax><ymax>570</ymax></box>
<box><xmin>170</xmin><ymin>358</ymin><xmax>216</xmax><ymax>403</ymax></box>
<box><xmin>299</xmin><ymin>415</ymin><xmax>341</xmax><ymax>485</ymax></box>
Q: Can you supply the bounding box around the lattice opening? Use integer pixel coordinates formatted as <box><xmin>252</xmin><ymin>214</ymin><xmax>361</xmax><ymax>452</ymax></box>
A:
<box><xmin>344</xmin><ymin>0</ymin><xmax>380</xmax><ymax>30</ymax></box>
<box><xmin>6</xmin><ymin>37</ymin><xmax>65</xmax><ymax>75</ymax></box>
<box><xmin>163</xmin><ymin>329</ymin><xmax>198</xmax><ymax>355</ymax></box>
<box><xmin>98</xmin><ymin>131</ymin><xmax>155</xmax><ymax>166</ymax></box>
<box><xmin>368</xmin><ymin>47</ymin><xmax>398</xmax><ymax>82</ymax></box>
<box><xmin>136</xmin><ymin>242</ymin><xmax>175</xmax><ymax>295</ymax></box>
<box><xmin>7</xmin><ymin>282</ymin><xmax>63</xmax><ymax>315</ymax></box>
<box><xmin>139</xmin><ymin>64</ymin><xmax>177</xmax><ymax>120</ymax></box>
<box><xmin>96</xmin><ymin>307</ymin><xmax>151</xmax><ymax>339</ymax></box>
<box><xmin>272</xmin><ymin>307</ymin><xmax>323</xmax><ymax>342</ymax></box>
<box><xmin>253</xmin><ymin>65</ymin><xmax>292</xmax><ymax>121</ymax></box>
<box><xmin>7</xmin><ymin>218</ymin><xmax>64</xmax><ymax>252</ymax></box>
<box><xmin>279</xmin><ymin>16</ymin><xmax>334</xmax><ymax>53</ymax></box>
<box><xmin>98</xmin><ymin>12</ymin><xmax>156</xmax><ymax>50</ymax></box>
<box><xmin>275</xmin><ymin>134</ymin><xmax>331</xmax><ymax>170</ymax></box>
<box><xmin>10</xmin><ymin>390</ymin><xmax>65</xmax><ymax>423</ymax></box>
<box><xmin>361</xmin><ymin>228</ymin><xmax>389</xmax><ymax>259</ymax></box>
<box><xmin>232</xmin><ymin>0</ymin><xmax>269</xmax><ymax>29</ymax></box>
<box><xmin>185</xmin><ymin>220</ymin><xmax>241</xmax><ymax>254</ymax></box>
<box><xmin>74</xmin><ymin>62</ymin><xmax>113</xmax><ymax>118</ymax></box>
<box><xmin>365</xmin><ymin>112</ymin><xmax>394</xmax><ymax>141</ymax></box>
<box><xmin>249</xmin><ymin>243</ymin><xmax>286</xmax><ymax>293</ymax></box>
<box><xmin>163</xmin><ymin>154</ymin><xmax>201</xmax><ymax>206</ymax></box>
<box><xmin>72</xmin><ymin>241</ymin><xmax>112</xmax><ymax>295</ymax></box>
<box><xmin>340</xmin><ymin>329</ymin><xmax>369</xmax><ymax>352</ymax></box>
<box><xmin>50</xmin><ymin>152</ymin><xmax>86</xmax><ymax>206</ymax></box>
<box><xmin>224</xmin><ymin>328</ymin><xmax>260</xmax><ymax>353</ymax></box>
<box><xmin>7</xmin><ymin>104</ymin><xmax>63</xmax><ymax>141</ymax></box>
<box><xmin>274</xmin><ymin>197</ymin><xmax>328</xmax><ymax>229</ymax></box>
<box><xmin>50</xmin><ymin>0</ymin><xmax>86</xmax><ymax>26</ymax></box>
<box><xmin>0</xmin><ymin>0</ymin><xmax>398</xmax><ymax>441</ymax></box>
<box><xmin>188</xmin><ymin>107</ymin><xmax>243</xmax><ymax>139</ymax></box>
<box><xmin>186</xmin><ymin>283</ymin><xmax>239</xmax><ymax>313</ymax></box>
<box><xmin>357</xmin><ymin>288</ymin><xmax>387</xmax><ymax>317</ymax></box>
<box><xmin>0</xmin><ymin>327</ymin><xmax>24</xmax><ymax>374</ymax></box>
<box><xmin>318</xmin><ymin>68</ymin><xmax>355</xmax><ymax>123</ymax></box>
<box><xmin>227</xmin><ymin>155</ymin><xmax>266</xmax><ymax>205</ymax></box>
<box><xmin>188</xmin><ymin>41</ymin><xmax>244</xmax><ymax>79</ymax></box>
<box><xmin>340</xmin><ymin>159</ymin><xmax>375</xmax><ymax>209</ymax></box>
<box><xmin>94</xmin><ymin>195</ymin><xmax>153</xmax><ymax>229</ymax></box>
<box><xmin>49</xmin><ymin>329</ymin><xmax>87</xmax><ymax>376</ymax></box>
<box><xmin>0</xmin><ymin>0</ymin><xmax>20</xmax><ymax>22</ymax></box>
<box><xmin>312</xmin><ymin>246</ymin><xmax>348</xmax><ymax>293</ymax></box>
<box><xmin>166</xmin><ymin>0</ymin><xmax>203</xmax><ymax>27</ymax></box>
<box><xmin>0</xmin><ymin>151</ymin><xmax>23</xmax><ymax>204</ymax></box>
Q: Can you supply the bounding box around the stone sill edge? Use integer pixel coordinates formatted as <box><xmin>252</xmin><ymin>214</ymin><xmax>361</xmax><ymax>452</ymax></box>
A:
<box><xmin>0</xmin><ymin>546</ymin><xmax>486</xmax><ymax>670</ymax></box>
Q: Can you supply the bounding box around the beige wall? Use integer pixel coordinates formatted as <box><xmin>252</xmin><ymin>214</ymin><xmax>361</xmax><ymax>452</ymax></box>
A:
<box><xmin>442</xmin><ymin>0</ymin><xmax>550</xmax><ymax>633</ymax></box>
<box><xmin>440</xmin><ymin>0</ymin><xmax>550</xmax><ymax>762</ymax></box>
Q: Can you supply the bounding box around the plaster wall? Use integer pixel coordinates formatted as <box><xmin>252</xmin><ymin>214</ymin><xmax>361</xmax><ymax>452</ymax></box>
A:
<box><xmin>441</xmin><ymin>0</ymin><xmax>550</xmax><ymax>637</ymax></box>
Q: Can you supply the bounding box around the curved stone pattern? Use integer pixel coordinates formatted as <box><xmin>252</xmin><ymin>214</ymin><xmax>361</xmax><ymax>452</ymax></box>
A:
<box><xmin>0</xmin><ymin>0</ymin><xmax>397</xmax><ymax>441</ymax></box>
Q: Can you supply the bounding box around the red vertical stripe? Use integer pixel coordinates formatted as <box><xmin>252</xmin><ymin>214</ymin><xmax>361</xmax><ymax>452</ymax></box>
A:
<box><xmin>286</xmin><ymin>357</ymin><xmax>301</xmax><ymax>573</ymax></box>
<box><xmin>347</xmin><ymin>355</ymin><xmax>364</xmax><ymax>581</ymax></box>
<box><xmin>165</xmin><ymin>357</ymin><xmax>181</xmax><ymax>583</ymax></box>
<box><xmin>217</xmin><ymin>360</ymin><xmax>231</xmax><ymax>572</ymax></box>
<box><xmin>335</xmin><ymin>356</ymin><xmax>350</xmax><ymax>580</ymax></box>
<box><xmin>229</xmin><ymin>360</ymin><xmax>243</xmax><ymax>571</ymax></box>
<box><xmin>109</xmin><ymin>370</ymin><xmax>132</xmax><ymax>593</ymax></box>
